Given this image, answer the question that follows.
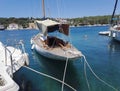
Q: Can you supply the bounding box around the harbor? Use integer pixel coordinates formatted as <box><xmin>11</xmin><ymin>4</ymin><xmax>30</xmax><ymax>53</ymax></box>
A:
<box><xmin>0</xmin><ymin>26</ymin><xmax>120</xmax><ymax>91</ymax></box>
<box><xmin>0</xmin><ymin>0</ymin><xmax>120</xmax><ymax>91</ymax></box>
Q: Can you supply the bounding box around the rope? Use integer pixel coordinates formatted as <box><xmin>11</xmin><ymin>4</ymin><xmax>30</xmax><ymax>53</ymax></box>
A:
<box><xmin>84</xmin><ymin>59</ymin><xmax>90</xmax><ymax>91</ymax></box>
<box><xmin>61</xmin><ymin>57</ymin><xmax>70</xmax><ymax>91</ymax></box>
<box><xmin>82</xmin><ymin>55</ymin><xmax>118</xmax><ymax>91</ymax></box>
<box><xmin>23</xmin><ymin>66</ymin><xmax>76</xmax><ymax>91</ymax></box>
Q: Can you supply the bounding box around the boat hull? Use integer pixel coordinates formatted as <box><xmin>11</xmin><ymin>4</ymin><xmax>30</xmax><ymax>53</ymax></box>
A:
<box><xmin>0</xmin><ymin>63</ymin><xmax>19</xmax><ymax>91</ymax></box>
<box><xmin>33</xmin><ymin>43</ymin><xmax>81</xmax><ymax>61</ymax></box>
<box><xmin>31</xmin><ymin>34</ymin><xmax>82</xmax><ymax>61</ymax></box>
<box><xmin>109</xmin><ymin>30</ymin><xmax>120</xmax><ymax>41</ymax></box>
<box><xmin>0</xmin><ymin>41</ymin><xmax>29</xmax><ymax>91</ymax></box>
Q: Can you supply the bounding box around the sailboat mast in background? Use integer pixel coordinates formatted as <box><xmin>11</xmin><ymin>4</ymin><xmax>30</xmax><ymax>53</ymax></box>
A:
<box><xmin>110</xmin><ymin>0</ymin><xmax>118</xmax><ymax>25</ymax></box>
<box><xmin>42</xmin><ymin>0</ymin><xmax>46</xmax><ymax>19</ymax></box>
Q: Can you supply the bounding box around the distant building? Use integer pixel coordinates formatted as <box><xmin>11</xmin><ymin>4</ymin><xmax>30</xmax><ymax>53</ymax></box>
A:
<box><xmin>0</xmin><ymin>25</ymin><xmax>5</xmax><ymax>30</ymax></box>
<box><xmin>7</xmin><ymin>23</ymin><xmax>23</xmax><ymax>30</ymax></box>
<box><xmin>28</xmin><ymin>23</ymin><xmax>37</xmax><ymax>29</ymax></box>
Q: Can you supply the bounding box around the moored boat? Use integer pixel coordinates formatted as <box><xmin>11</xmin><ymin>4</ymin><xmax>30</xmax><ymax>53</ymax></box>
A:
<box><xmin>31</xmin><ymin>19</ymin><xmax>82</xmax><ymax>61</ymax></box>
<box><xmin>0</xmin><ymin>41</ymin><xmax>29</xmax><ymax>91</ymax></box>
<box><xmin>109</xmin><ymin>0</ymin><xmax>120</xmax><ymax>41</ymax></box>
<box><xmin>31</xmin><ymin>0</ymin><xmax>82</xmax><ymax>61</ymax></box>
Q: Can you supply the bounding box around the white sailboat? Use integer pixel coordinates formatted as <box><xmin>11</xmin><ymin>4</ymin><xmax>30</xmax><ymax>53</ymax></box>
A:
<box><xmin>109</xmin><ymin>16</ymin><xmax>120</xmax><ymax>41</ymax></box>
<box><xmin>0</xmin><ymin>41</ymin><xmax>29</xmax><ymax>91</ymax></box>
<box><xmin>109</xmin><ymin>0</ymin><xmax>120</xmax><ymax>41</ymax></box>
<box><xmin>31</xmin><ymin>0</ymin><xmax>82</xmax><ymax>61</ymax></box>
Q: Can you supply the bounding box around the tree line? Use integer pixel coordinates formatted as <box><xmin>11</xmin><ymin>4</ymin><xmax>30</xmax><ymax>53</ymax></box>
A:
<box><xmin>67</xmin><ymin>15</ymin><xmax>112</xmax><ymax>26</ymax></box>
<box><xmin>0</xmin><ymin>15</ymin><xmax>118</xmax><ymax>28</ymax></box>
<box><xmin>0</xmin><ymin>17</ymin><xmax>34</xmax><ymax>28</ymax></box>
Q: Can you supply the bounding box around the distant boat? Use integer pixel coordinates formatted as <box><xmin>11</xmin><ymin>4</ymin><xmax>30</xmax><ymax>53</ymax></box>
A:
<box><xmin>31</xmin><ymin>0</ymin><xmax>82</xmax><ymax>61</ymax></box>
<box><xmin>0</xmin><ymin>41</ymin><xmax>29</xmax><ymax>91</ymax></box>
<box><xmin>0</xmin><ymin>25</ymin><xmax>5</xmax><ymax>30</ymax></box>
<box><xmin>99</xmin><ymin>31</ymin><xmax>110</xmax><ymax>35</ymax></box>
<box><xmin>109</xmin><ymin>0</ymin><xmax>120</xmax><ymax>41</ymax></box>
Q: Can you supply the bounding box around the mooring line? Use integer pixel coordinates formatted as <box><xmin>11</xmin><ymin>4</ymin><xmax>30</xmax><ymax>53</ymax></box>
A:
<box><xmin>61</xmin><ymin>57</ymin><xmax>70</xmax><ymax>91</ymax></box>
<box><xmin>84</xmin><ymin>59</ymin><xmax>90</xmax><ymax>91</ymax></box>
<box><xmin>82</xmin><ymin>55</ymin><xmax>118</xmax><ymax>91</ymax></box>
<box><xmin>23</xmin><ymin>66</ymin><xmax>76</xmax><ymax>91</ymax></box>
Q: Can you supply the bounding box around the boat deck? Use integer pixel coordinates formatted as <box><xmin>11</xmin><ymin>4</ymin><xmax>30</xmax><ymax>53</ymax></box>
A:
<box><xmin>32</xmin><ymin>33</ymin><xmax>82</xmax><ymax>60</ymax></box>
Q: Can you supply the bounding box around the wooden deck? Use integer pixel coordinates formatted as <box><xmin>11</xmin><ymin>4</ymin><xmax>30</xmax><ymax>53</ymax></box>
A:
<box><xmin>32</xmin><ymin>33</ymin><xmax>82</xmax><ymax>60</ymax></box>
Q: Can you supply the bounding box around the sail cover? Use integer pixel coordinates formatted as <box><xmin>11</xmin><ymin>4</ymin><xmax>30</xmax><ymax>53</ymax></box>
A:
<box><xmin>36</xmin><ymin>19</ymin><xmax>69</xmax><ymax>36</ymax></box>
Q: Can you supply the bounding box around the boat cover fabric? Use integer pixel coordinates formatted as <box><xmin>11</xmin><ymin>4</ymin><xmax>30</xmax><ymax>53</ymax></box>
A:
<box><xmin>36</xmin><ymin>19</ymin><xmax>69</xmax><ymax>36</ymax></box>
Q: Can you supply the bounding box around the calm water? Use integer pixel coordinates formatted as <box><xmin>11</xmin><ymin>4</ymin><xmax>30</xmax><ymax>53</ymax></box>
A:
<box><xmin>0</xmin><ymin>26</ymin><xmax>120</xmax><ymax>91</ymax></box>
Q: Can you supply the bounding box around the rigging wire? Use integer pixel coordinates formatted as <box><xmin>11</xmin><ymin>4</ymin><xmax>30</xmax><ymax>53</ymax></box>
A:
<box><xmin>82</xmin><ymin>55</ymin><xmax>118</xmax><ymax>91</ymax></box>
<box><xmin>56</xmin><ymin>0</ymin><xmax>60</xmax><ymax>18</ymax></box>
<box><xmin>46</xmin><ymin>0</ymin><xmax>51</xmax><ymax>18</ymax></box>
<box><xmin>61</xmin><ymin>0</ymin><xmax>65</xmax><ymax>18</ymax></box>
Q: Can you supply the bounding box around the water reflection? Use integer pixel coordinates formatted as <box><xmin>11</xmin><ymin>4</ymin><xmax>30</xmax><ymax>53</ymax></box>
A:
<box><xmin>33</xmin><ymin>50</ymin><xmax>81</xmax><ymax>91</ymax></box>
<box><xmin>108</xmin><ymin>40</ymin><xmax>120</xmax><ymax>53</ymax></box>
<box><xmin>14</xmin><ymin>50</ymin><xmax>81</xmax><ymax>91</ymax></box>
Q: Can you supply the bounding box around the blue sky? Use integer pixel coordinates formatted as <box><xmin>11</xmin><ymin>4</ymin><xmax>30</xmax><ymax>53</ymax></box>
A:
<box><xmin>0</xmin><ymin>0</ymin><xmax>120</xmax><ymax>18</ymax></box>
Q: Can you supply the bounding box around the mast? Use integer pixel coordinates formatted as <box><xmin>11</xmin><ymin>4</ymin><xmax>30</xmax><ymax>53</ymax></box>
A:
<box><xmin>110</xmin><ymin>0</ymin><xmax>118</xmax><ymax>25</ymax></box>
<box><xmin>42</xmin><ymin>0</ymin><xmax>46</xmax><ymax>19</ymax></box>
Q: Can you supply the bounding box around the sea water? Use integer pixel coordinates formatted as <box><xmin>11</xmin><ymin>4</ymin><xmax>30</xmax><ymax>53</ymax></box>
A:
<box><xmin>0</xmin><ymin>26</ymin><xmax>120</xmax><ymax>91</ymax></box>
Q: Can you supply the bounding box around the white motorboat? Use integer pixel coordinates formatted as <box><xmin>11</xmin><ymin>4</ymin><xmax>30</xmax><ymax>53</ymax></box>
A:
<box><xmin>0</xmin><ymin>41</ymin><xmax>29</xmax><ymax>91</ymax></box>
<box><xmin>99</xmin><ymin>31</ymin><xmax>110</xmax><ymax>35</ymax></box>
